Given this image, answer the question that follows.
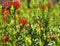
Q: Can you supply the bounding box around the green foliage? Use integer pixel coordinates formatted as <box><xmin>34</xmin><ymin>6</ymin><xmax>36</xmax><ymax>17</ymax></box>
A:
<box><xmin>0</xmin><ymin>0</ymin><xmax>60</xmax><ymax>46</ymax></box>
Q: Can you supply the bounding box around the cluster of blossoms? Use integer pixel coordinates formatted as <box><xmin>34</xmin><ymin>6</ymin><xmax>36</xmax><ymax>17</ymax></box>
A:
<box><xmin>2</xmin><ymin>35</ymin><xmax>9</xmax><ymax>44</ymax></box>
<box><xmin>1</xmin><ymin>0</ymin><xmax>30</xmax><ymax>44</ymax></box>
<box><xmin>1</xmin><ymin>0</ymin><xmax>22</xmax><ymax>24</ymax></box>
<box><xmin>1</xmin><ymin>0</ymin><xmax>21</xmax><ymax>44</ymax></box>
<box><xmin>2</xmin><ymin>0</ymin><xmax>22</xmax><ymax>16</ymax></box>
<box><xmin>40</xmin><ymin>2</ymin><xmax>53</xmax><ymax>10</ymax></box>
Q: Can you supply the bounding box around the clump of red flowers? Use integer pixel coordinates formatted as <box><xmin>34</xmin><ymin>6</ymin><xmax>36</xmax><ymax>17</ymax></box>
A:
<box><xmin>3</xmin><ymin>10</ymin><xmax>9</xmax><ymax>16</ymax></box>
<box><xmin>14</xmin><ymin>0</ymin><xmax>22</xmax><ymax>8</ymax></box>
<box><xmin>2</xmin><ymin>35</ymin><xmax>9</xmax><ymax>44</ymax></box>
<box><xmin>3</xmin><ymin>0</ymin><xmax>22</xmax><ymax>8</ymax></box>
<box><xmin>19</xmin><ymin>18</ymin><xmax>28</xmax><ymax>24</ymax></box>
<box><xmin>3</xmin><ymin>1</ymin><xmax>9</xmax><ymax>8</ymax></box>
<box><xmin>3</xmin><ymin>1</ymin><xmax>13</xmax><ymax>8</ymax></box>
<box><xmin>40</xmin><ymin>5</ymin><xmax>46</xmax><ymax>10</ymax></box>
<box><xmin>50</xmin><ymin>34</ymin><xmax>56</xmax><ymax>39</ymax></box>
<box><xmin>40</xmin><ymin>2</ymin><xmax>53</xmax><ymax>10</ymax></box>
<box><xmin>2</xmin><ymin>0</ymin><xmax>22</xmax><ymax>15</ymax></box>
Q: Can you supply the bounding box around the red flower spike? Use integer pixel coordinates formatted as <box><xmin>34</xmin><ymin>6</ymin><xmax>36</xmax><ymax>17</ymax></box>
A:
<box><xmin>50</xmin><ymin>34</ymin><xmax>56</xmax><ymax>39</ymax></box>
<box><xmin>14</xmin><ymin>0</ymin><xmax>22</xmax><ymax>8</ymax></box>
<box><xmin>47</xmin><ymin>2</ymin><xmax>52</xmax><ymax>8</ymax></box>
<box><xmin>2</xmin><ymin>35</ymin><xmax>9</xmax><ymax>44</ymax></box>
<box><xmin>4</xmin><ymin>35</ymin><xmax>9</xmax><ymax>42</ymax></box>
<box><xmin>3</xmin><ymin>10</ymin><xmax>9</xmax><ymax>16</ymax></box>
<box><xmin>19</xmin><ymin>18</ymin><xmax>28</xmax><ymax>24</ymax></box>
<box><xmin>3</xmin><ymin>1</ymin><xmax>9</xmax><ymax>8</ymax></box>
<box><xmin>40</xmin><ymin>5</ymin><xmax>46</xmax><ymax>10</ymax></box>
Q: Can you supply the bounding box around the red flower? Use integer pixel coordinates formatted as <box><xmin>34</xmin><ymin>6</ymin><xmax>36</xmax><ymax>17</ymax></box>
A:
<box><xmin>3</xmin><ymin>10</ymin><xmax>9</xmax><ymax>16</ymax></box>
<box><xmin>3</xmin><ymin>1</ymin><xmax>9</xmax><ymax>8</ymax></box>
<box><xmin>47</xmin><ymin>2</ymin><xmax>52</xmax><ymax>8</ymax></box>
<box><xmin>2</xmin><ymin>35</ymin><xmax>9</xmax><ymax>44</ymax></box>
<box><xmin>14</xmin><ymin>0</ymin><xmax>22</xmax><ymax>8</ymax></box>
<box><xmin>40</xmin><ymin>5</ymin><xmax>46</xmax><ymax>10</ymax></box>
<box><xmin>50</xmin><ymin>34</ymin><xmax>56</xmax><ymax>39</ymax></box>
<box><xmin>9</xmin><ymin>2</ymin><xmax>13</xmax><ymax>6</ymax></box>
<box><xmin>19</xmin><ymin>18</ymin><xmax>28</xmax><ymax>24</ymax></box>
